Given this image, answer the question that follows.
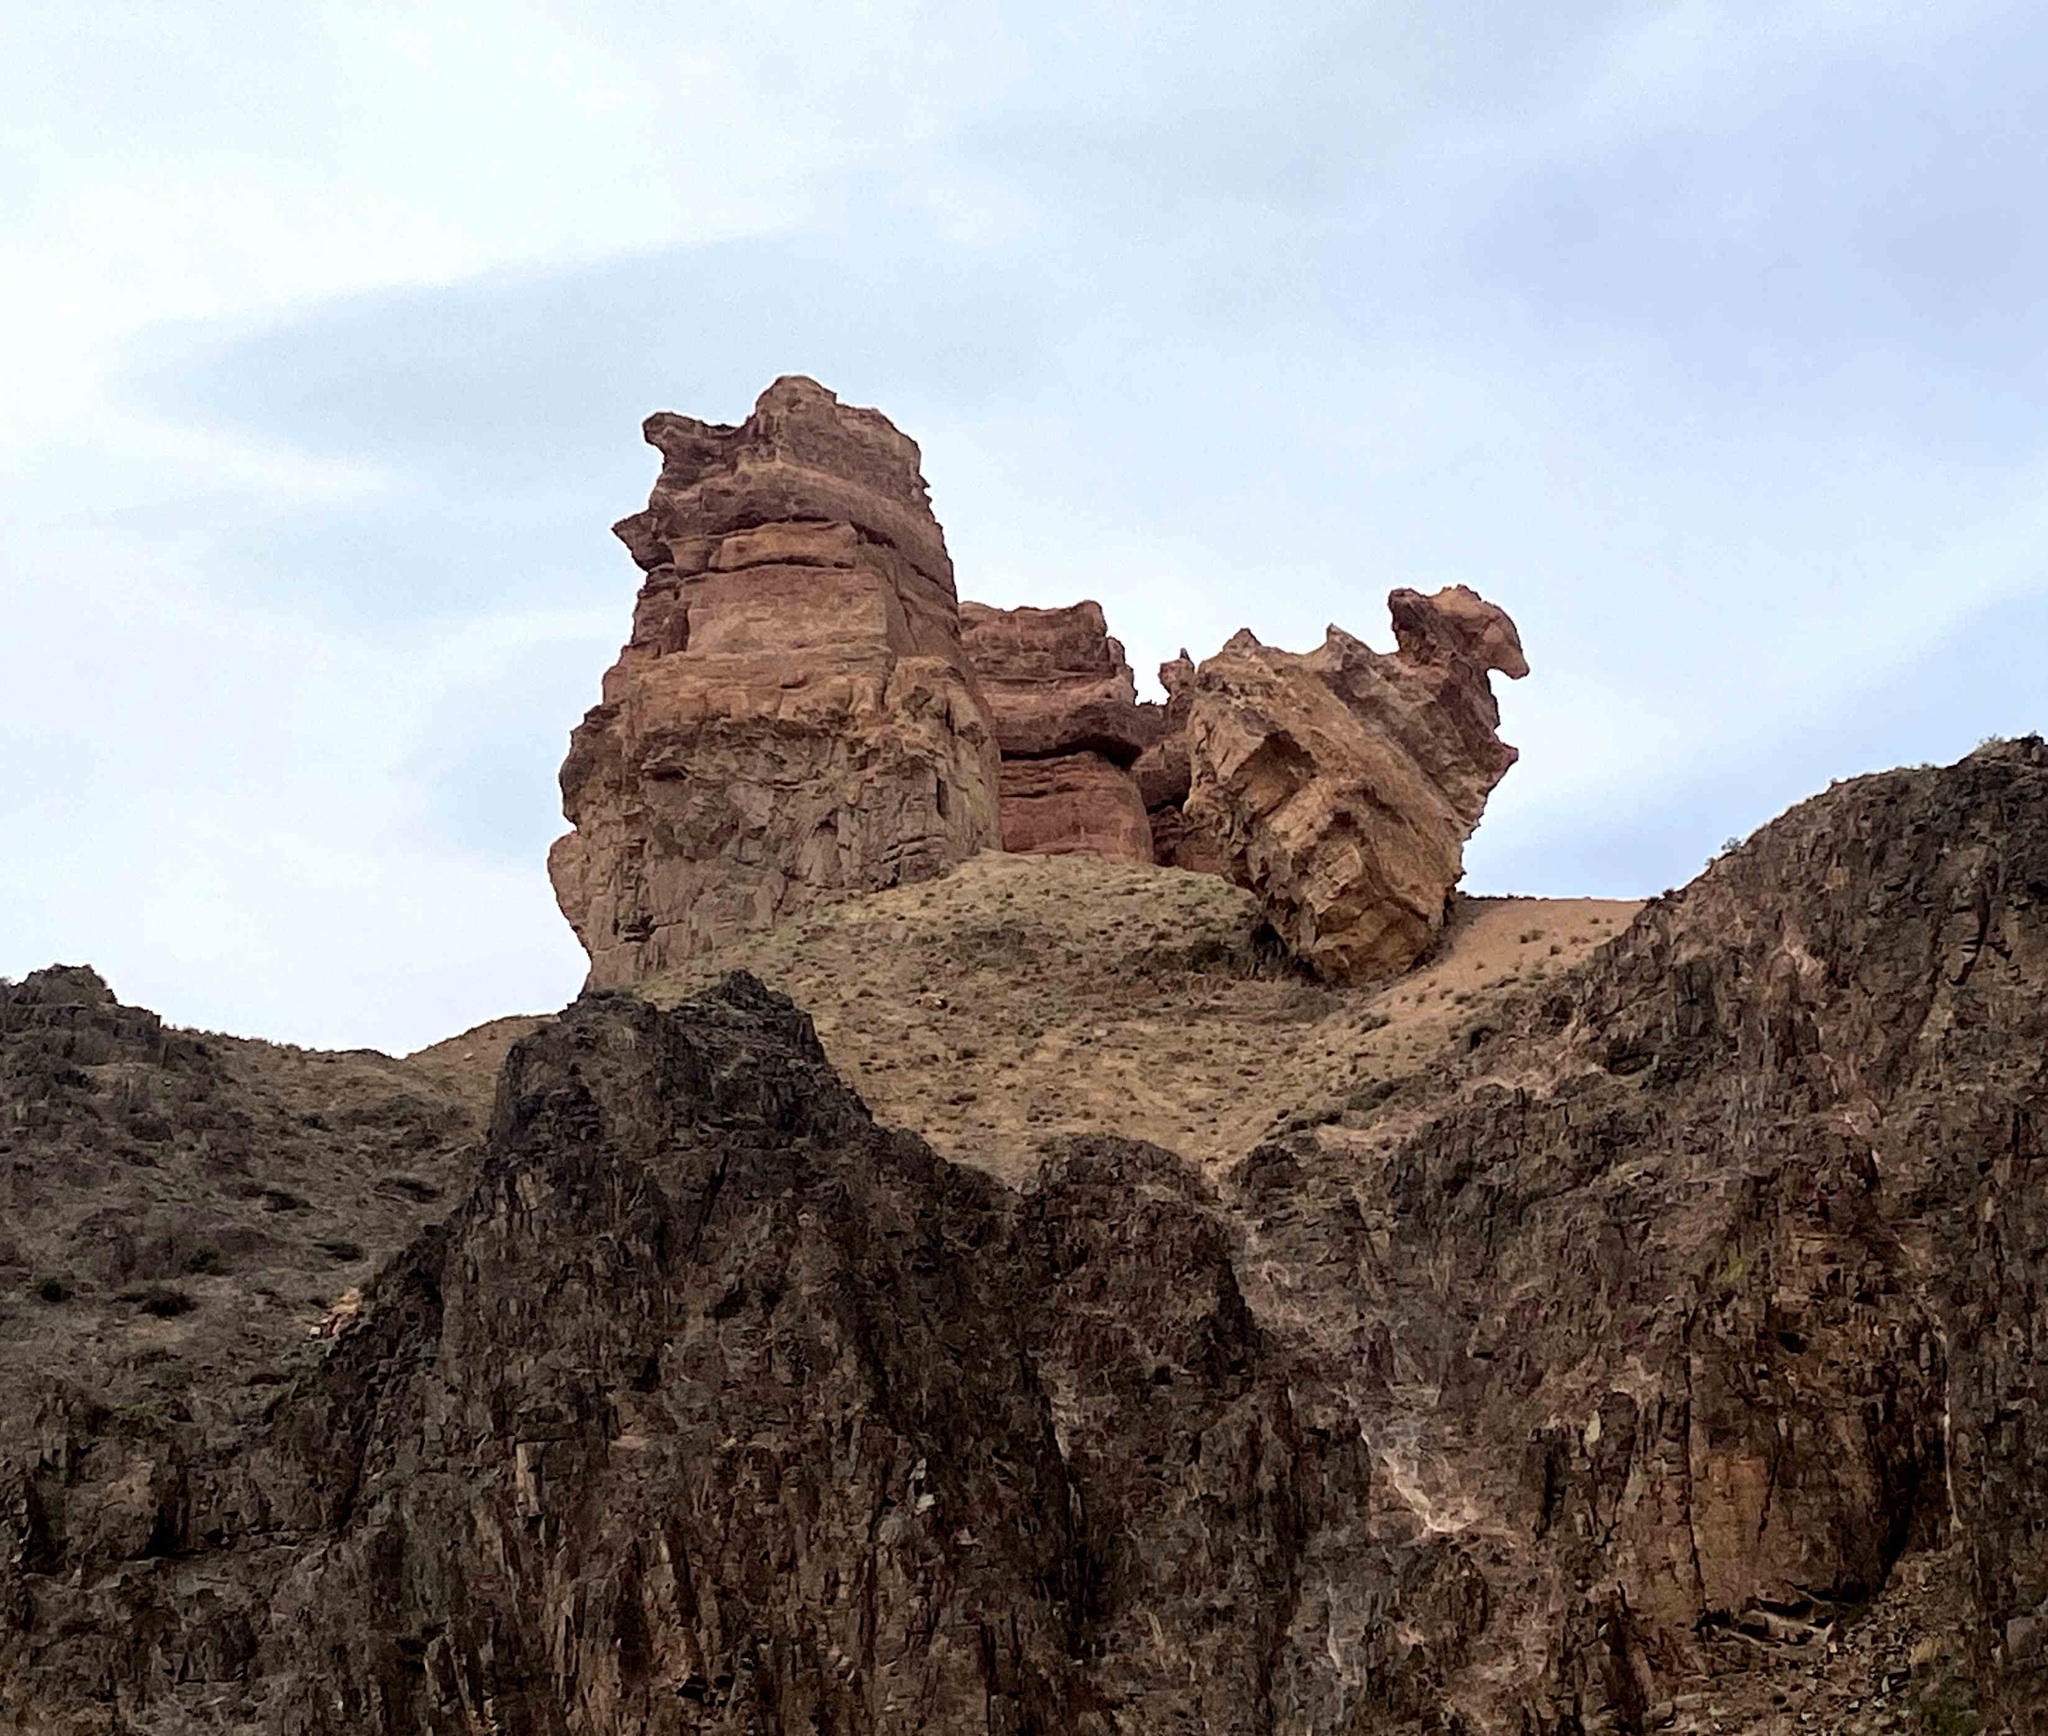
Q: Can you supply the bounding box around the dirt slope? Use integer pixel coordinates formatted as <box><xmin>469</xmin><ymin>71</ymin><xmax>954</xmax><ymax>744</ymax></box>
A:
<box><xmin>634</xmin><ymin>851</ymin><xmax>1640</xmax><ymax>1182</ymax></box>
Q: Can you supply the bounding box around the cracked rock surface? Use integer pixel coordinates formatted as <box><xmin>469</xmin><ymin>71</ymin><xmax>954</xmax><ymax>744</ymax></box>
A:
<box><xmin>3</xmin><ymin>738</ymin><xmax>2045</xmax><ymax>1734</ymax></box>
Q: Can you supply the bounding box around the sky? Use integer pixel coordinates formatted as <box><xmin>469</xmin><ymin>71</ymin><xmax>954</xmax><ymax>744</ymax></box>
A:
<box><xmin>3</xmin><ymin>0</ymin><xmax>2045</xmax><ymax>1052</ymax></box>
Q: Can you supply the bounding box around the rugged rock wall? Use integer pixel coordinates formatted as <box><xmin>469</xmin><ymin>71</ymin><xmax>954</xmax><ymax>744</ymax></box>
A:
<box><xmin>0</xmin><ymin>976</ymin><xmax>1441</xmax><ymax>1734</ymax></box>
<box><xmin>3</xmin><ymin>741</ymin><xmax>2046</xmax><ymax>1731</ymax></box>
<box><xmin>956</xmin><ymin>602</ymin><xmax>1159</xmax><ymax>862</ymax></box>
<box><xmin>550</xmin><ymin>377</ymin><xmax>1001</xmax><ymax>987</ymax></box>
<box><xmin>1235</xmin><ymin>735</ymin><xmax>2048</xmax><ymax>1729</ymax></box>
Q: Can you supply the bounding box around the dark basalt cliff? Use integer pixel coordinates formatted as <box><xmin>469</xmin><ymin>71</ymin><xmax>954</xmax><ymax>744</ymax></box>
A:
<box><xmin>2</xmin><ymin>738</ymin><xmax>2045</xmax><ymax>1734</ymax></box>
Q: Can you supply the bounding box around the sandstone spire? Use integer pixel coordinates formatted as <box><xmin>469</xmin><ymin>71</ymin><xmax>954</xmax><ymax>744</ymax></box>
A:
<box><xmin>548</xmin><ymin>376</ymin><xmax>1001</xmax><ymax>986</ymax></box>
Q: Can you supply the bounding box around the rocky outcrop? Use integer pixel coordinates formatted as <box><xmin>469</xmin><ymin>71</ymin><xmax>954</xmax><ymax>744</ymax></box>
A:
<box><xmin>547</xmin><ymin>378</ymin><xmax>1524</xmax><ymax>986</ymax></box>
<box><xmin>0</xmin><ymin>975</ymin><xmax>1437</xmax><ymax>1734</ymax></box>
<box><xmin>1234</xmin><ymin>735</ymin><xmax>2048</xmax><ymax>1729</ymax></box>
<box><xmin>957</xmin><ymin>602</ymin><xmax>1159</xmax><ymax>862</ymax></box>
<box><xmin>4</xmin><ymin>740</ymin><xmax>2047</xmax><ymax>1731</ymax></box>
<box><xmin>1160</xmin><ymin>585</ymin><xmax>1528</xmax><ymax>980</ymax></box>
<box><xmin>549</xmin><ymin>377</ymin><xmax>1001</xmax><ymax>987</ymax></box>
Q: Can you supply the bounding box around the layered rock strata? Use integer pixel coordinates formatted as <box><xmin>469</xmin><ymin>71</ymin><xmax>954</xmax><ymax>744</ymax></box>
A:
<box><xmin>1158</xmin><ymin>584</ymin><xmax>1528</xmax><ymax>980</ymax></box>
<box><xmin>549</xmin><ymin>377</ymin><xmax>1001</xmax><ymax>987</ymax></box>
<box><xmin>957</xmin><ymin>601</ymin><xmax>1160</xmax><ymax>861</ymax></box>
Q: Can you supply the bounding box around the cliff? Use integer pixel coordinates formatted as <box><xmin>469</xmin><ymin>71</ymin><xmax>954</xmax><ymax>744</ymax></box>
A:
<box><xmin>4</xmin><ymin>740</ymin><xmax>2045</xmax><ymax>1732</ymax></box>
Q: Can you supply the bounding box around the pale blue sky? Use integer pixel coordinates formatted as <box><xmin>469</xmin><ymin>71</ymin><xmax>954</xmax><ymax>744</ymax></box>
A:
<box><xmin>3</xmin><ymin>0</ymin><xmax>2044</xmax><ymax>1050</ymax></box>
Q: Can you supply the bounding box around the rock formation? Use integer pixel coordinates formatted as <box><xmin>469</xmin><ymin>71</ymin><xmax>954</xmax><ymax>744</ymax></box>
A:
<box><xmin>957</xmin><ymin>601</ymin><xmax>1159</xmax><ymax>861</ymax></box>
<box><xmin>549</xmin><ymin>377</ymin><xmax>1001</xmax><ymax>988</ymax></box>
<box><xmin>4</xmin><ymin>739</ymin><xmax>2047</xmax><ymax>1730</ymax></box>
<box><xmin>548</xmin><ymin>378</ymin><xmax>1524</xmax><ymax>989</ymax></box>
<box><xmin>1153</xmin><ymin>584</ymin><xmax>1529</xmax><ymax>980</ymax></box>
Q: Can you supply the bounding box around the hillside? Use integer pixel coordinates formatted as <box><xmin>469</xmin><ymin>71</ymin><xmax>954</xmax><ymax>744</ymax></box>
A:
<box><xmin>414</xmin><ymin>857</ymin><xmax>1638</xmax><ymax>1185</ymax></box>
<box><xmin>3</xmin><ymin>740</ymin><xmax>2045</xmax><ymax>1735</ymax></box>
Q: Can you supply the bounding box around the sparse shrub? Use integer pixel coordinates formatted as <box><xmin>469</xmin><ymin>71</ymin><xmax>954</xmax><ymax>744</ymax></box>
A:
<box><xmin>132</xmin><ymin>1285</ymin><xmax>197</xmax><ymax>1318</ymax></box>
<box><xmin>183</xmin><ymin>1246</ymin><xmax>226</xmax><ymax>1276</ymax></box>
<box><xmin>34</xmin><ymin>1277</ymin><xmax>70</xmax><ymax>1304</ymax></box>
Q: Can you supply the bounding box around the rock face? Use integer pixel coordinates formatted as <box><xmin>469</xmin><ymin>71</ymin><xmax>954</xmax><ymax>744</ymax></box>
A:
<box><xmin>549</xmin><ymin>377</ymin><xmax>1001</xmax><ymax>988</ymax></box>
<box><xmin>991</xmin><ymin>753</ymin><xmax>1154</xmax><ymax>860</ymax></box>
<box><xmin>1155</xmin><ymin>585</ymin><xmax>1529</xmax><ymax>980</ymax></box>
<box><xmin>0</xmin><ymin>975</ymin><xmax>1402</xmax><ymax>1734</ymax></box>
<box><xmin>957</xmin><ymin>602</ymin><xmax>1159</xmax><ymax>862</ymax></box>
<box><xmin>1234</xmin><ymin>735</ymin><xmax>2048</xmax><ymax>1730</ymax></box>
<box><xmin>3</xmin><ymin>740</ymin><xmax>2048</xmax><ymax>1731</ymax></box>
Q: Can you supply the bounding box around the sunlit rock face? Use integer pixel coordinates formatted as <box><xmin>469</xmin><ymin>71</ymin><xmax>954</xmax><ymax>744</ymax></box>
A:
<box><xmin>549</xmin><ymin>376</ymin><xmax>1001</xmax><ymax>987</ymax></box>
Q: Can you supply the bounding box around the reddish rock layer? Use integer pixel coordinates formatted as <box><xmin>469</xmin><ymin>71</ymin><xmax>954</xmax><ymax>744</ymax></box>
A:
<box><xmin>549</xmin><ymin>377</ymin><xmax>1000</xmax><ymax>986</ymax></box>
<box><xmin>958</xmin><ymin>601</ymin><xmax>1161</xmax><ymax>864</ymax></box>
<box><xmin>997</xmin><ymin>753</ymin><xmax>1155</xmax><ymax>861</ymax></box>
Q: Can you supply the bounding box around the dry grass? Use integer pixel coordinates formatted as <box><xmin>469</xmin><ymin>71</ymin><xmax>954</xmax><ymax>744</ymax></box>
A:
<box><xmin>607</xmin><ymin>854</ymin><xmax>1644</xmax><ymax>1184</ymax></box>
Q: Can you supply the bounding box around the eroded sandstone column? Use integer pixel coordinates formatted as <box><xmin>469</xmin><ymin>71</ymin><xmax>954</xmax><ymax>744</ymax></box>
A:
<box><xmin>549</xmin><ymin>376</ymin><xmax>1001</xmax><ymax>986</ymax></box>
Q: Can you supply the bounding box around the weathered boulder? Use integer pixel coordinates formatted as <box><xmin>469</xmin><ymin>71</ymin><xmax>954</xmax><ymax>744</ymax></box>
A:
<box><xmin>549</xmin><ymin>377</ymin><xmax>1001</xmax><ymax>987</ymax></box>
<box><xmin>957</xmin><ymin>601</ymin><xmax>1160</xmax><ymax>863</ymax></box>
<box><xmin>1172</xmin><ymin>585</ymin><xmax>1527</xmax><ymax>980</ymax></box>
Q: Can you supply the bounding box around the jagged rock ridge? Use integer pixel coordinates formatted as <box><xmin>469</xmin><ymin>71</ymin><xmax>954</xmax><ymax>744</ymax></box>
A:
<box><xmin>3</xmin><ymin>738</ymin><xmax>2045</xmax><ymax>1732</ymax></box>
<box><xmin>549</xmin><ymin>376</ymin><xmax>1002</xmax><ymax>988</ymax></box>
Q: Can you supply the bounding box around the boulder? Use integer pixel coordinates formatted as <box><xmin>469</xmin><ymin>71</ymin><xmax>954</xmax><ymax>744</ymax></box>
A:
<box><xmin>1175</xmin><ymin>585</ymin><xmax>1527</xmax><ymax>980</ymax></box>
<box><xmin>958</xmin><ymin>601</ymin><xmax>1161</xmax><ymax>863</ymax></box>
<box><xmin>549</xmin><ymin>377</ymin><xmax>1001</xmax><ymax>987</ymax></box>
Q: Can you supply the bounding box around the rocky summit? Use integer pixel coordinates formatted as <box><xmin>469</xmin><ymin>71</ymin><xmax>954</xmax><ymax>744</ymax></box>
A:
<box><xmin>5</xmin><ymin>373</ymin><xmax>2045</xmax><ymax>1736</ymax></box>
<box><xmin>552</xmin><ymin>382</ymin><xmax>1527</xmax><ymax>990</ymax></box>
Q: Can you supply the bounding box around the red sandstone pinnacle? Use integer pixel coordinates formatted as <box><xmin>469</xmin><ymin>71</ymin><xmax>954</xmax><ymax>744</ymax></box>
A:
<box><xmin>549</xmin><ymin>377</ymin><xmax>1001</xmax><ymax>987</ymax></box>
